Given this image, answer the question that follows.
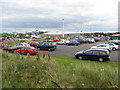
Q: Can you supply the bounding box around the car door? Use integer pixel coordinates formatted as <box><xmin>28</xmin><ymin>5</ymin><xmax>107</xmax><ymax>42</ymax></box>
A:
<box><xmin>20</xmin><ymin>47</ymin><xmax>25</xmax><ymax>54</ymax></box>
<box><xmin>23</xmin><ymin>47</ymin><xmax>29</xmax><ymax>54</ymax></box>
<box><xmin>39</xmin><ymin>43</ymin><xmax>47</xmax><ymax>50</ymax></box>
<box><xmin>83</xmin><ymin>50</ymin><xmax>93</xmax><ymax>60</ymax></box>
<box><xmin>91</xmin><ymin>50</ymin><xmax>100</xmax><ymax>60</ymax></box>
<box><xmin>20</xmin><ymin>47</ymin><xmax>28</xmax><ymax>54</ymax></box>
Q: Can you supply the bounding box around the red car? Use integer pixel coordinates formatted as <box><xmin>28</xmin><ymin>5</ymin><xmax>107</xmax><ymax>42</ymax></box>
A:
<box><xmin>16</xmin><ymin>47</ymin><xmax>38</xmax><ymax>55</ymax></box>
<box><xmin>43</xmin><ymin>39</ymin><xmax>60</xmax><ymax>42</ymax></box>
<box><xmin>53</xmin><ymin>39</ymin><xmax>60</xmax><ymax>42</ymax></box>
<box><xmin>43</xmin><ymin>40</ymin><xmax>54</xmax><ymax>42</ymax></box>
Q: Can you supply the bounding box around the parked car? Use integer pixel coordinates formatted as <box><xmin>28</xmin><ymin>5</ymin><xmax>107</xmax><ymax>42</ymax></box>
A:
<box><xmin>108</xmin><ymin>40</ymin><xmax>120</xmax><ymax>45</ymax></box>
<box><xmin>53</xmin><ymin>39</ymin><xmax>61</xmax><ymax>42</ymax></box>
<box><xmin>16</xmin><ymin>47</ymin><xmax>38</xmax><ymax>55</ymax></box>
<box><xmin>94</xmin><ymin>37</ymin><xmax>101</xmax><ymax>42</ymax></box>
<box><xmin>56</xmin><ymin>40</ymin><xmax>65</xmax><ymax>45</ymax></box>
<box><xmin>104</xmin><ymin>43</ymin><xmax>119</xmax><ymax>50</ymax></box>
<box><xmin>26</xmin><ymin>41</ymin><xmax>39</xmax><ymax>47</ymax></box>
<box><xmin>91</xmin><ymin>44</ymin><xmax>112</xmax><ymax>52</ymax></box>
<box><xmin>0</xmin><ymin>43</ymin><xmax>9</xmax><ymax>49</ymax></box>
<box><xmin>4</xmin><ymin>43</ymin><xmax>30</xmax><ymax>52</ymax></box>
<box><xmin>37</xmin><ymin>42</ymin><xmax>57</xmax><ymax>51</ymax></box>
<box><xmin>84</xmin><ymin>38</ymin><xmax>95</xmax><ymax>43</ymax></box>
<box><xmin>65</xmin><ymin>40</ymin><xmax>80</xmax><ymax>46</ymax></box>
<box><xmin>75</xmin><ymin>49</ymin><xmax>110</xmax><ymax>61</ymax></box>
<box><xmin>77</xmin><ymin>38</ymin><xmax>84</xmax><ymax>44</ymax></box>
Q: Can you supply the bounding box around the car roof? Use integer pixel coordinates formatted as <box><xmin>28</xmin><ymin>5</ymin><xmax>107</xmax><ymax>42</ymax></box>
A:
<box><xmin>88</xmin><ymin>48</ymin><xmax>109</xmax><ymax>51</ymax></box>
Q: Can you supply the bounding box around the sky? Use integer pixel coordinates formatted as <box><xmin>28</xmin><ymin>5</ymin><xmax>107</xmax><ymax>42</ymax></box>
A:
<box><xmin>0</xmin><ymin>0</ymin><xmax>119</xmax><ymax>33</ymax></box>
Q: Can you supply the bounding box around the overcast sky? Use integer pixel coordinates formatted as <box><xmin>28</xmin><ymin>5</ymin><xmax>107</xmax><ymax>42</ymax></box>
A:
<box><xmin>1</xmin><ymin>0</ymin><xmax>119</xmax><ymax>33</ymax></box>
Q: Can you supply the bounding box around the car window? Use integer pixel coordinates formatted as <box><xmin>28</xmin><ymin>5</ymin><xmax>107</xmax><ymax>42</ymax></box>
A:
<box><xmin>19</xmin><ymin>44</ymin><xmax>23</xmax><ymax>46</ymax></box>
<box><xmin>102</xmin><ymin>45</ymin><xmax>107</xmax><ymax>47</ymax></box>
<box><xmin>21</xmin><ymin>47</ymin><xmax>25</xmax><ymax>50</ymax></box>
<box><xmin>92</xmin><ymin>51</ymin><xmax>100</xmax><ymax>55</ymax></box>
<box><xmin>99</xmin><ymin>51</ymin><xmax>107</xmax><ymax>55</ymax></box>
<box><xmin>84</xmin><ymin>50</ymin><xmax>93</xmax><ymax>54</ymax></box>
<box><xmin>97</xmin><ymin>45</ymin><xmax>107</xmax><ymax>47</ymax></box>
<box><xmin>109</xmin><ymin>44</ymin><xmax>114</xmax><ymax>46</ymax></box>
<box><xmin>21</xmin><ymin>47</ymin><xmax>28</xmax><ymax>50</ymax></box>
<box><xmin>16</xmin><ymin>44</ymin><xmax>20</xmax><ymax>46</ymax></box>
<box><xmin>30</xmin><ymin>47</ymin><xmax>35</xmax><ymax>49</ymax></box>
<box><xmin>97</xmin><ymin>45</ymin><xmax>102</xmax><ymax>47</ymax></box>
<box><xmin>24</xmin><ymin>47</ymin><xmax>28</xmax><ymax>50</ymax></box>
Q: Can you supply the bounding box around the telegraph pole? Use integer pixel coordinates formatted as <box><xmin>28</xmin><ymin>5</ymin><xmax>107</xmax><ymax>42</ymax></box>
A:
<box><xmin>62</xmin><ymin>19</ymin><xmax>64</xmax><ymax>37</ymax></box>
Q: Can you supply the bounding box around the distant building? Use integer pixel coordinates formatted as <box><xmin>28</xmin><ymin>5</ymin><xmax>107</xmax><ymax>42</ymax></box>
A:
<box><xmin>44</xmin><ymin>30</ymin><xmax>92</xmax><ymax>37</ymax></box>
<box><xmin>32</xmin><ymin>30</ymin><xmax>48</xmax><ymax>35</ymax></box>
<box><xmin>110</xmin><ymin>34</ymin><xmax>120</xmax><ymax>40</ymax></box>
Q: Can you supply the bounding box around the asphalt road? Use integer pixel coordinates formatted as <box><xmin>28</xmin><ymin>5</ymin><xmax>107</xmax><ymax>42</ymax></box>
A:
<box><xmin>39</xmin><ymin>42</ymin><xmax>119</xmax><ymax>61</ymax></box>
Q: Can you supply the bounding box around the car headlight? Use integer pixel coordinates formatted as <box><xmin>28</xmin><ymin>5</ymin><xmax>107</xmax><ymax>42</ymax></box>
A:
<box><xmin>75</xmin><ymin>52</ymin><xmax>79</xmax><ymax>55</ymax></box>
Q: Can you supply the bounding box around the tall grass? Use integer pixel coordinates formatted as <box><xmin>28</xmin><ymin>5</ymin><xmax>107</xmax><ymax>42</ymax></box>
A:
<box><xmin>2</xmin><ymin>51</ymin><xmax>118</xmax><ymax>88</ymax></box>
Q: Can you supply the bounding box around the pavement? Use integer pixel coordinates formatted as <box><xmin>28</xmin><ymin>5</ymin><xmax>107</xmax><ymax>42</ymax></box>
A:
<box><xmin>39</xmin><ymin>42</ymin><xmax>119</xmax><ymax>61</ymax></box>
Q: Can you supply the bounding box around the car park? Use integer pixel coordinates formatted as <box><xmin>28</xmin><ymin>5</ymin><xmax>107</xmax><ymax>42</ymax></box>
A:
<box><xmin>37</xmin><ymin>42</ymin><xmax>57</xmax><ymax>51</ymax></box>
<box><xmin>91</xmin><ymin>44</ymin><xmax>112</xmax><ymax>52</ymax></box>
<box><xmin>75</xmin><ymin>49</ymin><xmax>110</xmax><ymax>61</ymax></box>
<box><xmin>65</xmin><ymin>40</ymin><xmax>80</xmax><ymax>46</ymax></box>
<box><xmin>16</xmin><ymin>47</ymin><xmax>38</xmax><ymax>55</ymax></box>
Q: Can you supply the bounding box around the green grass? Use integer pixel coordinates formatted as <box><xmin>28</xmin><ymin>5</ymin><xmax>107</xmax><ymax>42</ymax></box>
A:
<box><xmin>2</xmin><ymin>50</ymin><xmax>118</xmax><ymax>88</ymax></box>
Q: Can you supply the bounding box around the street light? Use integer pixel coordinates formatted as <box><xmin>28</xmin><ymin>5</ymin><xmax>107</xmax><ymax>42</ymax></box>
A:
<box><xmin>62</xmin><ymin>19</ymin><xmax>64</xmax><ymax>37</ymax></box>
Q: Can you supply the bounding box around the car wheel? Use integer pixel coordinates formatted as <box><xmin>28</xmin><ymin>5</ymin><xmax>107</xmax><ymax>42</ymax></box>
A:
<box><xmin>99</xmin><ymin>58</ymin><xmax>104</xmax><ymax>62</ymax></box>
<box><xmin>14</xmin><ymin>50</ymin><xmax>17</xmax><ymax>53</ymax></box>
<box><xmin>38</xmin><ymin>48</ymin><xmax>40</xmax><ymax>50</ymax></box>
<box><xmin>78</xmin><ymin>56</ymin><xmax>82</xmax><ymax>60</ymax></box>
<box><xmin>48</xmin><ymin>48</ymin><xmax>51</xmax><ymax>51</ymax></box>
<box><xmin>112</xmin><ymin>47</ymin><xmax>116</xmax><ymax>51</ymax></box>
<box><xmin>27</xmin><ymin>53</ymin><xmax>30</xmax><ymax>56</ymax></box>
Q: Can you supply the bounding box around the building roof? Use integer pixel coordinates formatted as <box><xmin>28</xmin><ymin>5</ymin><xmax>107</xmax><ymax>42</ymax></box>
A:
<box><xmin>44</xmin><ymin>31</ymin><xmax>93</xmax><ymax>35</ymax></box>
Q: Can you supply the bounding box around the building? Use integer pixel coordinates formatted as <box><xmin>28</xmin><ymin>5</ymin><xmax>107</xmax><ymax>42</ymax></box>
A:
<box><xmin>109</xmin><ymin>34</ymin><xmax>120</xmax><ymax>40</ymax></box>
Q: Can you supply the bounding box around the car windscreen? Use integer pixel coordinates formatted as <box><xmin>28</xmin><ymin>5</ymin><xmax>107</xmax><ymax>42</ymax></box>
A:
<box><xmin>30</xmin><ymin>47</ymin><xmax>36</xmax><ymax>49</ymax></box>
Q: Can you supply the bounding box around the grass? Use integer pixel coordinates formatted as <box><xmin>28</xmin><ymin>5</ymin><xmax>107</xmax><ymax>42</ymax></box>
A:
<box><xmin>1</xmin><ymin>50</ymin><xmax>118</xmax><ymax>88</ymax></box>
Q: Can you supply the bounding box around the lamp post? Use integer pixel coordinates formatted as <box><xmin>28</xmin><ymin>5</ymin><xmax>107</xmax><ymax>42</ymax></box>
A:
<box><xmin>62</xmin><ymin>19</ymin><xmax>64</xmax><ymax>37</ymax></box>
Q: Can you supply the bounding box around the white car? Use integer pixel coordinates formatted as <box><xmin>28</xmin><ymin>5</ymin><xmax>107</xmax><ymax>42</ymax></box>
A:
<box><xmin>91</xmin><ymin>44</ymin><xmax>112</xmax><ymax>51</ymax></box>
<box><xmin>9</xmin><ymin>43</ymin><xmax>30</xmax><ymax>49</ymax></box>
<box><xmin>56</xmin><ymin>41</ymin><xmax>65</xmax><ymax>45</ymax></box>
<box><xmin>88</xmin><ymin>38</ymin><xmax>95</xmax><ymax>43</ymax></box>
<box><xmin>105</xmin><ymin>43</ymin><xmax>119</xmax><ymax>50</ymax></box>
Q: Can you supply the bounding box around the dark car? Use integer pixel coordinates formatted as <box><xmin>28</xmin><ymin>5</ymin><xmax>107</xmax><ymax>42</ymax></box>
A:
<box><xmin>75</xmin><ymin>49</ymin><xmax>110</xmax><ymax>62</ymax></box>
<box><xmin>77</xmin><ymin>38</ymin><xmax>84</xmax><ymax>44</ymax></box>
<box><xmin>36</xmin><ymin>42</ymin><xmax>57</xmax><ymax>51</ymax></box>
<box><xmin>65</xmin><ymin>41</ymin><xmax>80</xmax><ymax>46</ymax></box>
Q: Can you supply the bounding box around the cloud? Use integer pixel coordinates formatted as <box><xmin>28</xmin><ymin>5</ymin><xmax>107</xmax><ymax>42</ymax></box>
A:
<box><xmin>0</xmin><ymin>0</ymin><xmax>119</xmax><ymax>33</ymax></box>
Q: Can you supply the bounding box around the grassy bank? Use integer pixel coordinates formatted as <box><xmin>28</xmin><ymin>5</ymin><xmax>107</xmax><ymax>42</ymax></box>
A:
<box><xmin>2</xmin><ymin>50</ymin><xmax>118</xmax><ymax>88</ymax></box>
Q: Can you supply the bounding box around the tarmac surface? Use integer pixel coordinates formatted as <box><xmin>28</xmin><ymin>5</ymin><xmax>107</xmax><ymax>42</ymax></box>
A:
<box><xmin>39</xmin><ymin>42</ymin><xmax>119</xmax><ymax>61</ymax></box>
